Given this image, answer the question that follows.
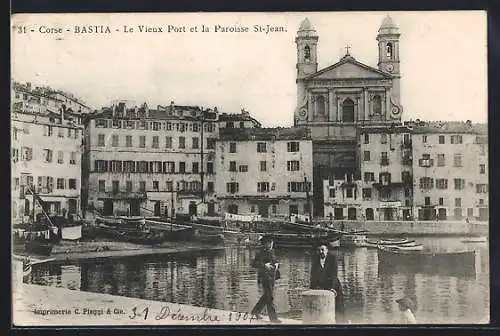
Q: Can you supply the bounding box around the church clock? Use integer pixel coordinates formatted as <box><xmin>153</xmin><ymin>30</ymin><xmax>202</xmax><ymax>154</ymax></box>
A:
<box><xmin>385</xmin><ymin>64</ymin><xmax>394</xmax><ymax>73</ymax></box>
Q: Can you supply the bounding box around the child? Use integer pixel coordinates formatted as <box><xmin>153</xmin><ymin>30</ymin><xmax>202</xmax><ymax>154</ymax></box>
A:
<box><xmin>396</xmin><ymin>295</ymin><xmax>417</xmax><ymax>324</ymax></box>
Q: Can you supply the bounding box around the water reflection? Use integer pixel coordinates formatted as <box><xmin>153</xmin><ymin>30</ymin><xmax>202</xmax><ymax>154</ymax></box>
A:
<box><xmin>30</xmin><ymin>237</ymin><xmax>489</xmax><ymax>324</ymax></box>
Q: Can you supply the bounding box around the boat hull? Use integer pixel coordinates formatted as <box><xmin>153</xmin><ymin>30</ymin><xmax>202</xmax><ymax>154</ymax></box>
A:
<box><xmin>460</xmin><ymin>237</ymin><xmax>487</xmax><ymax>243</ymax></box>
<box><xmin>377</xmin><ymin>246</ymin><xmax>476</xmax><ymax>273</ymax></box>
<box><xmin>340</xmin><ymin>234</ymin><xmax>366</xmax><ymax>248</ymax></box>
<box><xmin>271</xmin><ymin>232</ymin><xmax>340</xmax><ymax>249</ymax></box>
<box><xmin>25</xmin><ymin>240</ymin><xmax>53</xmax><ymax>256</ymax></box>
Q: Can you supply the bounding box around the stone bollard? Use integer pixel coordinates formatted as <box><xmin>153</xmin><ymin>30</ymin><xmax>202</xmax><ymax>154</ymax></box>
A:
<box><xmin>301</xmin><ymin>289</ymin><xmax>336</xmax><ymax>324</ymax></box>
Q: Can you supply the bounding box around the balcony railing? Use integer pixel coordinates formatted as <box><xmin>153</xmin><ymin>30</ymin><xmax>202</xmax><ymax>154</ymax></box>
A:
<box><xmin>402</xmin><ymin>140</ymin><xmax>412</xmax><ymax>149</ymax></box>
<box><xmin>418</xmin><ymin>159</ymin><xmax>434</xmax><ymax>168</ymax></box>
<box><xmin>402</xmin><ymin>157</ymin><xmax>412</xmax><ymax>166</ymax></box>
<box><xmin>380</xmin><ymin>158</ymin><xmax>390</xmax><ymax>166</ymax></box>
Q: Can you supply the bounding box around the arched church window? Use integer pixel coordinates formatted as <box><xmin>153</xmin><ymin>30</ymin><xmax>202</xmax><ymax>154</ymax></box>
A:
<box><xmin>315</xmin><ymin>95</ymin><xmax>326</xmax><ymax>116</ymax></box>
<box><xmin>342</xmin><ymin>98</ymin><xmax>355</xmax><ymax>123</ymax></box>
<box><xmin>372</xmin><ymin>95</ymin><xmax>382</xmax><ymax>115</ymax></box>
<box><xmin>304</xmin><ymin>45</ymin><xmax>311</xmax><ymax>62</ymax></box>
<box><xmin>386</xmin><ymin>43</ymin><xmax>393</xmax><ymax>59</ymax></box>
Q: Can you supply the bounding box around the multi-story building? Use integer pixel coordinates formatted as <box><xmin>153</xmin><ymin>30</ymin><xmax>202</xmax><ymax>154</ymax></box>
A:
<box><xmin>83</xmin><ymin>101</ymin><xmax>220</xmax><ymax>217</ymax></box>
<box><xmin>323</xmin><ymin>172</ymin><xmax>363</xmax><ymax>220</ymax></box>
<box><xmin>215</xmin><ymin>127</ymin><xmax>313</xmax><ymax>217</ymax></box>
<box><xmin>411</xmin><ymin>121</ymin><xmax>488</xmax><ymax>221</ymax></box>
<box><xmin>12</xmin><ymin>81</ymin><xmax>91</xmax><ymax>116</ymax></box>
<box><xmin>356</xmin><ymin>124</ymin><xmax>413</xmax><ymax>221</ymax></box>
<box><xmin>11</xmin><ymin>82</ymin><xmax>86</xmax><ymax>223</ymax></box>
<box><xmin>293</xmin><ymin>16</ymin><xmax>404</xmax><ymax>216</ymax></box>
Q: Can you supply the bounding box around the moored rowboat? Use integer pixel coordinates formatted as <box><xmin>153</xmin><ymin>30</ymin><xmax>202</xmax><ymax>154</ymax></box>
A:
<box><xmin>460</xmin><ymin>237</ymin><xmax>487</xmax><ymax>243</ymax></box>
<box><xmin>390</xmin><ymin>244</ymin><xmax>424</xmax><ymax>251</ymax></box>
<box><xmin>377</xmin><ymin>245</ymin><xmax>476</xmax><ymax>269</ymax></box>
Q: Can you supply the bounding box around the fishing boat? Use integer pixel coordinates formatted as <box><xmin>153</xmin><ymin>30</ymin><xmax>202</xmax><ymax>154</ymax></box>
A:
<box><xmin>25</xmin><ymin>239</ymin><xmax>54</xmax><ymax>256</ymax></box>
<box><xmin>271</xmin><ymin>232</ymin><xmax>340</xmax><ymax>248</ymax></box>
<box><xmin>390</xmin><ymin>243</ymin><xmax>424</xmax><ymax>251</ymax></box>
<box><xmin>365</xmin><ymin>237</ymin><xmax>413</xmax><ymax>248</ymax></box>
<box><xmin>95</xmin><ymin>215</ymin><xmax>123</xmax><ymax>226</ymax></box>
<box><xmin>377</xmin><ymin>245</ymin><xmax>476</xmax><ymax>270</ymax></box>
<box><xmin>460</xmin><ymin>236</ymin><xmax>487</xmax><ymax>243</ymax></box>
<box><xmin>118</xmin><ymin>231</ymin><xmax>166</xmax><ymax>245</ymax></box>
<box><xmin>339</xmin><ymin>234</ymin><xmax>367</xmax><ymax>248</ymax></box>
<box><xmin>195</xmin><ymin>233</ymin><xmax>225</xmax><ymax>245</ymax></box>
<box><xmin>378</xmin><ymin>238</ymin><xmax>411</xmax><ymax>245</ymax></box>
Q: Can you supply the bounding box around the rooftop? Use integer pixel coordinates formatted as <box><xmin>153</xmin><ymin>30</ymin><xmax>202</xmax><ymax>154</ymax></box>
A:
<box><xmin>87</xmin><ymin>102</ymin><xmax>259</xmax><ymax>124</ymax></box>
<box><xmin>12</xmin><ymin>81</ymin><xmax>90</xmax><ymax>109</ymax></box>
<box><xmin>219</xmin><ymin>127</ymin><xmax>311</xmax><ymax>141</ymax></box>
<box><xmin>407</xmin><ymin>120</ymin><xmax>487</xmax><ymax>135</ymax></box>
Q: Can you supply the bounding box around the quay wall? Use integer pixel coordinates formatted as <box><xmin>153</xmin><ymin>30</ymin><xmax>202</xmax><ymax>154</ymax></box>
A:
<box><xmin>316</xmin><ymin>220</ymin><xmax>488</xmax><ymax>236</ymax></box>
<box><xmin>13</xmin><ymin>284</ymin><xmax>301</xmax><ymax>326</ymax></box>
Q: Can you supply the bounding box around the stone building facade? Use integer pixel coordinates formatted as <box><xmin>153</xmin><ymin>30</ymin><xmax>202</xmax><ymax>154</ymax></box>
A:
<box><xmin>11</xmin><ymin>82</ymin><xmax>87</xmax><ymax>223</ymax></box>
<box><xmin>411</xmin><ymin>122</ymin><xmax>488</xmax><ymax>221</ymax></box>
<box><xmin>215</xmin><ymin>127</ymin><xmax>313</xmax><ymax>217</ymax></box>
<box><xmin>83</xmin><ymin>101</ymin><xmax>220</xmax><ymax>217</ymax></box>
<box><xmin>294</xmin><ymin>16</ymin><xmax>404</xmax><ymax>216</ymax></box>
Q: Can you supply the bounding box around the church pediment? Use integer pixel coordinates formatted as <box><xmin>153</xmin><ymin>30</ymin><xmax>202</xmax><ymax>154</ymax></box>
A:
<box><xmin>306</xmin><ymin>57</ymin><xmax>392</xmax><ymax>81</ymax></box>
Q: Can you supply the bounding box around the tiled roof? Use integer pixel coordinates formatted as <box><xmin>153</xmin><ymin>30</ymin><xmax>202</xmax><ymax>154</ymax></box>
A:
<box><xmin>219</xmin><ymin>127</ymin><xmax>311</xmax><ymax>141</ymax></box>
<box><xmin>87</xmin><ymin>104</ymin><xmax>262</xmax><ymax>125</ymax></box>
<box><xmin>408</xmin><ymin>121</ymin><xmax>487</xmax><ymax>135</ymax></box>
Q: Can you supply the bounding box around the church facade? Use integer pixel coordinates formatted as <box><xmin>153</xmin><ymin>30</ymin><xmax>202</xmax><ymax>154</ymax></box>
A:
<box><xmin>294</xmin><ymin>16</ymin><xmax>404</xmax><ymax>216</ymax></box>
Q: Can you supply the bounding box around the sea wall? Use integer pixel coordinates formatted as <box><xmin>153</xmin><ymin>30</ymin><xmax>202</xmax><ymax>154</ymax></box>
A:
<box><xmin>317</xmin><ymin>220</ymin><xmax>488</xmax><ymax>236</ymax></box>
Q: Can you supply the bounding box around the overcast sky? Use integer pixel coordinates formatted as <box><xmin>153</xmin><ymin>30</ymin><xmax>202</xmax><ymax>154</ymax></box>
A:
<box><xmin>12</xmin><ymin>11</ymin><xmax>487</xmax><ymax>126</ymax></box>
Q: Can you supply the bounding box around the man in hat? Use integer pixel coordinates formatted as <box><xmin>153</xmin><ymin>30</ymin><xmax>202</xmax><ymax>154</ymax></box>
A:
<box><xmin>250</xmin><ymin>234</ymin><xmax>281</xmax><ymax>323</ymax></box>
<box><xmin>310</xmin><ymin>241</ymin><xmax>345</xmax><ymax>322</ymax></box>
<box><xmin>396</xmin><ymin>295</ymin><xmax>417</xmax><ymax>324</ymax></box>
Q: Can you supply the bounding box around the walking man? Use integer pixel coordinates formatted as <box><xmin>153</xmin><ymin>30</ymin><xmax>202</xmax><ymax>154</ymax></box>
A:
<box><xmin>250</xmin><ymin>234</ymin><xmax>281</xmax><ymax>323</ymax></box>
<box><xmin>310</xmin><ymin>242</ymin><xmax>345</xmax><ymax>323</ymax></box>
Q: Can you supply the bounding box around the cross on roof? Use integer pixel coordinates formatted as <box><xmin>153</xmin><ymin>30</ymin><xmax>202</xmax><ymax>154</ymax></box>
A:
<box><xmin>345</xmin><ymin>44</ymin><xmax>351</xmax><ymax>55</ymax></box>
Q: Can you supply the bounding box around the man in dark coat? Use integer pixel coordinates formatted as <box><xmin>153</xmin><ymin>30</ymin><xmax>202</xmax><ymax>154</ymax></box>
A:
<box><xmin>310</xmin><ymin>242</ymin><xmax>345</xmax><ymax>322</ymax></box>
<box><xmin>250</xmin><ymin>234</ymin><xmax>281</xmax><ymax>323</ymax></box>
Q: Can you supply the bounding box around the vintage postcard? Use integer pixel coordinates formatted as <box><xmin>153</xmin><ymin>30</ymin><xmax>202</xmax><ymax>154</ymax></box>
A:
<box><xmin>11</xmin><ymin>11</ymin><xmax>489</xmax><ymax>326</ymax></box>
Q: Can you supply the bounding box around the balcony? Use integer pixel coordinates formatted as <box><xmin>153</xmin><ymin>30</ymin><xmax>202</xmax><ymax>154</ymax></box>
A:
<box><xmin>380</xmin><ymin>158</ymin><xmax>390</xmax><ymax>166</ymax></box>
<box><xmin>373</xmin><ymin>182</ymin><xmax>405</xmax><ymax>189</ymax></box>
<box><xmin>402</xmin><ymin>140</ymin><xmax>412</xmax><ymax>149</ymax></box>
<box><xmin>97</xmin><ymin>191</ymin><xmax>147</xmax><ymax>200</ymax></box>
<box><xmin>418</xmin><ymin>159</ymin><xmax>434</xmax><ymax>168</ymax></box>
<box><xmin>402</xmin><ymin>177</ymin><xmax>413</xmax><ymax>186</ymax></box>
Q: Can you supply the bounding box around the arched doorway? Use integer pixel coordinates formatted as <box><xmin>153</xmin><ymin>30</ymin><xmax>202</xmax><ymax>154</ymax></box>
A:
<box><xmin>334</xmin><ymin>208</ymin><xmax>343</xmax><ymax>220</ymax></box>
<box><xmin>68</xmin><ymin>199</ymin><xmax>77</xmax><ymax>215</ymax></box>
<box><xmin>154</xmin><ymin>201</ymin><xmax>161</xmax><ymax>217</ymax></box>
<box><xmin>365</xmin><ymin>208</ymin><xmax>374</xmax><ymax>220</ymax></box>
<box><xmin>188</xmin><ymin>201</ymin><xmax>197</xmax><ymax>216</ymax></box>
<box><xmin>348</xmin><ymin>207</ymin><xmax>357</xmax><ymax>220</ymax></box>
<box><xmin>228</xmin><ymin>204</ymin><xmax>238</xmax><ymax>214</ymax></box>
<box><xmin>103</xmin><ymin>200</ymin><xmax>114</xmax><ymax>216</ymax></box>
<box><xmin>207</xmin><ymin>201</ymin><xmax>215</xmax><ymax>215</ymax></box>
<box><xmin>342</xmin><ymin>98</ymin><xmax>355</xmax><ymax>122</ymax></box>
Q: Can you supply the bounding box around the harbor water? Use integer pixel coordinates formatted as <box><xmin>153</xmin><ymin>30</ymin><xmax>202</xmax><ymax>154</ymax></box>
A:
<box><xmin>27</xmin><ymin>237</ymin><xmax>489</xmax><ymax>324</ymax></box>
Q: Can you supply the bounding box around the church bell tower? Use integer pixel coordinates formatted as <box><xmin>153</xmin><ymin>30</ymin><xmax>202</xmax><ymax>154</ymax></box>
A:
<box><xmin>377</xmin><ymin>15</ymin><xmax>402</xmax><ymax>108</ymax></box>
<box><xmin>295</xmin><ymin>18</ymin><xmax>318</xmax><ymax>126</ymax></box>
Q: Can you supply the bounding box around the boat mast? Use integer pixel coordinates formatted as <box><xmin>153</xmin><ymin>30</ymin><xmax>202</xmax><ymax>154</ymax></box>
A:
<box><xmin>304</xmin><ymin>176</ymin><xmax>312</xmax><ymax>225</ymax></box>
<box><xmin>27</xmin><ymin>184</ymin><xmax>55</xmax><ymax>227</ymax></box>
<box><xmin>200</xmin><ymin>107</ymin><xmax>205</xmax><ymax>206</ymax></box>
